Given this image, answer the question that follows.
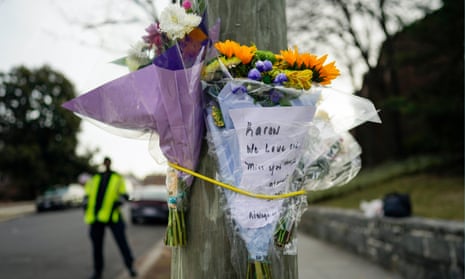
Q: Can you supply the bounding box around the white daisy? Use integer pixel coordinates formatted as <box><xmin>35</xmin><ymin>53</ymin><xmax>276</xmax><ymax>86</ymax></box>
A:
<box><xmin>159</xmin><ymin>4</ymin><xmax>201</xmax><ymax>40</ymax></box>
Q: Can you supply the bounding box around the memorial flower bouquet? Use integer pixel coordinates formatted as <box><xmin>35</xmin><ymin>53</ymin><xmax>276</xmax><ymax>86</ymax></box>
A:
<box><xmin>62</xmin><ymin>0</ymin><xmax>218</xmax><ymax>247</ymax></box>
<box><xmin>61</xmin><ymin>0</ymin><xmax>381</xmax><ymax>275</ymax></box>
<box><xmin>202</xmin><ymin>40</ymin><xmax>380</xmax><ymax>278</ymax></box>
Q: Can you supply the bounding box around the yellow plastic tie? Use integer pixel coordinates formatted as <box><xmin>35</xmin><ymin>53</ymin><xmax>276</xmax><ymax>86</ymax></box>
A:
<box><xmin>168</xmin><ymin>162</ymin><xmax>307</xmax><ymax>200</ymax></box>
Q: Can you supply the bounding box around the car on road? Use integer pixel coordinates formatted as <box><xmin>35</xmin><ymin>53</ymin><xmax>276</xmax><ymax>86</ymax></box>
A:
<box><xmin>129</xmin><ymin>185</ymin><xmax>169</xmax><ymax>224</ymax></box>
<box><xmin>36</xmin><ymin>184</ymin><xmax>85</xmax><ymax>212</ymax></box>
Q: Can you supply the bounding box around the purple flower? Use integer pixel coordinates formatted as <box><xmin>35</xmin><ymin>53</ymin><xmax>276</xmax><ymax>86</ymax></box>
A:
<box><xmin>143</xmin><ymin>23</ymin><xmax>163</xmax><ymax>47</ymax></box>
<box><xmin>232</xmin><ymin>85</ymin><xmax>247</xmax><ymax>94</ymax></box>
<box><xmin>255</xmin><ymin>61</ymin><xmax>265</xmax><ymax>72</ymax></box>
<box><xmin>248</xmin><ymin>68</ymin><xmax>262</xmax><ymax>81</ymax></box>
<box><xmin>255</xmin><ymin>60</ymin><xmax>273</xmax><ymax>72</ymax></box>
<box><xmin>263</xmin><ymin>60</ymin><xmax>273</xmax><ymax>71</ymax></box>
<box><xmin>273</xmin><ymin>73</ymin><xmax>288</xmax><ymax>85</ymax></box>
<box><xmin>270</xmin><ymin>90</ymin><xmax>283</xmax><ymax>104</ymax></box>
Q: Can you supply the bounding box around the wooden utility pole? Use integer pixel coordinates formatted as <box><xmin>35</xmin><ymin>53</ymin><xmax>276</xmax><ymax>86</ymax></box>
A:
<box><xmin>207</xmin><ymin>0</ymin><xmax>287</xmax><ymax>52</ymax></box>
<box><xmin>171</xmin><ymin>1</ymin><xmax>295</xmax><ymax>278</ymax></box>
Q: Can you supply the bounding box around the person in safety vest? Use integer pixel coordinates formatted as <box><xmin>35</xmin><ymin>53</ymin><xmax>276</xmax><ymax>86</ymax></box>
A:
<box><xmin>84</xmin><ymin>157</ymin><xmax>137</xmax><ymax>279</ymax></box>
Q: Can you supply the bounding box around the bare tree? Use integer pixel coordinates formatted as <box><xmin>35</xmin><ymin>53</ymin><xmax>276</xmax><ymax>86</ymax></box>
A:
<box><xmin>55</xmin><ymin>0</ymin><xmax>441</xmax><ymax>79</ymax></box>
<box><xmin>286</xmin><ymin>0</ymin><xmax>442</xmax><ymax>90</ymax></box>
<box><xmin>52</xmin><ymin>0</ymin><xmax>173</xmax><ymax>52</ymax></box>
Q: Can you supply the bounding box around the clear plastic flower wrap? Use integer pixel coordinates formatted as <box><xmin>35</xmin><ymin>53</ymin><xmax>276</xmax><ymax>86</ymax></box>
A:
<box><xmin>204</xmin><ymin>80</ymin><xmax>319</xmax><ymax>277</ymax></box>
<box><xmin>202</xmin><ymin>40</ymin><xmax>381</xmax><ymax>278</ymax></box>
<box><xmin>274</xmin><ymin>127</ymin><xmax>362</xmax><ymax>253</ymax></box>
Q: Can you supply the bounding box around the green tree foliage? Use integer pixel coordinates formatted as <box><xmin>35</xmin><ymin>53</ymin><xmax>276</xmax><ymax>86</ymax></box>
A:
<box><xmin>0</xmin><ymin>65</ymin><xmax>96</xmax><ymax>200</ymax></box>
<box><xmin>355</xmin><ymin>0</ymin><xmax>464</xmax><ymax>166</ymax></box>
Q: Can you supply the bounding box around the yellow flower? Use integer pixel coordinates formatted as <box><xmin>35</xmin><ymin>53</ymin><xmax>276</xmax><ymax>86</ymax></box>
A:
<box><xmin>283</xmin><ymin>69</ymin><xmax>313</xmax><ymax>90</ymax></box>
<box><xmin>215</xmin><ymin>40</ymin><xmax>240</xmax><ymax>58</ymax></box>
<box><xmin>212</xmin><ymin>41</ymin><xmax>340</xmax><ymax>86</ymax></box>
<box><xmin>234</xmin><ymin>44</ymin><xmax>257</xmax><ymax>64</ymax></box>
<box><xmin>300</xmin><ymin>53</ymin><xmax>321</xmax><ymax>70</ymax></box>
<box><xmin>211</xmin><ymin>105</ymin><xmax>225</xmax><ymax>127</ymax></box>
<box><xmin>318</xmin><ymin>61</ymin><xmax>340</xmax><ymax>85</ymax></box>
<box><xmin>277</xmin><ymin>46</ymin><xmax>301</xmax><ymax>67</ymax></box>
<box><xmin>215</xmin><ymin>40</ymin><xmax>256</xmax><ymax>65</ymax></box>
<box><xmin>202</xmin><ymin>56</ymin><xmax>242</xmax><ymax>81</ymax></box>
<box><xmin>298</xmin><ymin>53</ymin><xmax>340</xmax><ymax>85</ymax></box>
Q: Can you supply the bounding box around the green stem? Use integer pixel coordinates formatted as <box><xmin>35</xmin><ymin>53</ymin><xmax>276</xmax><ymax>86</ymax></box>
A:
<box><xmin>181</xmin><ymin>209</ymin><xmax>187</xmax><ymax>244</ymax></box>
<box><xmin>247</xmin><ymin>260</ymin><xmax>272</xmax><ymax>279</ymax></box>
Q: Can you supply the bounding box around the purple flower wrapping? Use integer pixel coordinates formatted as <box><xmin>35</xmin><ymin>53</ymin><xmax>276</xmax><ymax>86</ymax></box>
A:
<box><xmin>62</xmin><ymin>58</ymin><xmax>204</xmax><ymax>172</ymax></box>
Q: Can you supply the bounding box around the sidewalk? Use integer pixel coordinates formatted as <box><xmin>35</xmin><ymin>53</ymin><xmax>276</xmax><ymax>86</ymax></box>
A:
<box><xmin>296</xmin><ymin>233</ymin><xmax>402</xmax><ymax>279</ymax></box>
<box><xmin>0</xmin><ymin>201</ymin><xmax>35</xmax><ymax>222</ymax></box>
<box><xmin>131</xmin><ymin>233</ymin><xmax>402</xmax><ymax>279</ymax></box>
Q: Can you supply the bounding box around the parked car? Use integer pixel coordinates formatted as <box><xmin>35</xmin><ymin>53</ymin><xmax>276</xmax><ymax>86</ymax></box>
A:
<box><xmin>36</xmin><ymin>184</ymin><xmax>85</xmax><ymax>212</ymax></box>
<box><xmin>129</xmin><ymin>185</ymin><xmax>169</xmax><ymax>224</ymax></box>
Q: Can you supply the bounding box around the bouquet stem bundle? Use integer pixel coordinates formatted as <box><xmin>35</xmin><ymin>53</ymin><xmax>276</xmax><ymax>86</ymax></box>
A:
<box><xmin>246</xmin><ymin>258</ymin><xmax>272</xmax><ymax>279</ymax></box>
<box><xmin>164</xmin><ymin>167</ymin><xmax>188</xmax><ymax>246</ymax></box>
<box><xmin>165</xmin><ymin>207</ymin><xmax>187</xmax><ymax>246</ymax></box>
<box><xmin>274</xmin><ymin>216</ymin><xmax>295</xmax><ymax>248</ymax></box>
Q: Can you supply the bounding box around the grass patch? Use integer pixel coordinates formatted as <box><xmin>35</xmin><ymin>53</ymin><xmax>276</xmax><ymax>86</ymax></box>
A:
<box><xmin>308</xmin><ymin>155</ymin><xmax>464</xmax><ymax>221</ymax></box>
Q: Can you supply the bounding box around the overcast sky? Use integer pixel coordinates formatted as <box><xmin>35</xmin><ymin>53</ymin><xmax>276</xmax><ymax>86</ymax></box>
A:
<box><xmin>0</xmin><ymin>0</ymin><xmax>365</xmax><ymax>180</ymax></box>
<box><xmin>0</xmin><ymin>0</ymin><xmax>170</xmax><ymax>179</ymax></box>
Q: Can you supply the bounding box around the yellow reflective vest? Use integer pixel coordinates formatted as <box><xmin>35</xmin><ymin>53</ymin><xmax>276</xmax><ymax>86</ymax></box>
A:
<box><xmin>84</xmin><ymin>172</ymin><xmax>127</xmax><ymax>224</ymax></box>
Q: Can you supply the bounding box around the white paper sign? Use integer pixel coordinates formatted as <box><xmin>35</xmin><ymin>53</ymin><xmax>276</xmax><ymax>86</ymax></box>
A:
<box><xmin>228</xmin><ymin>106</ymin><xmax>315</xmax><ymax>229</ymax></box>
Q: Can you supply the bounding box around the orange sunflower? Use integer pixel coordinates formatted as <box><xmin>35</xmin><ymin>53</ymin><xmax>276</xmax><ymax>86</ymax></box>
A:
<box><xmin>276</xmin><ymin>46</ymin><xmax>303</xmax><ymax>68</ymax></box>
<box><xmin>298</xmin><ymin>52</ymin><xmax>340</xmax><ymax>85</ymax></box>
<box><xmin>214</xmin><ymin>40</ymin><xmax>239</xmax><ymax>58</ymax></box>
<box><xmin>300</xmin><ymin>53</ymin><xmax>322</xmax><ymax>71</ymax></box>
<box><xmin>214</xmin><ymin>40</ymin><xmax>257</xmax><ymax>64</ymax></box>
<box><xmin>317</xmin><ymin>61</ymin><xmax>340</xmax><ymax>85</ymax></box>
<box><xmin>233</xmin><ymin>44</ymin><xmax>257</xmax><ymax>64</ymax></box>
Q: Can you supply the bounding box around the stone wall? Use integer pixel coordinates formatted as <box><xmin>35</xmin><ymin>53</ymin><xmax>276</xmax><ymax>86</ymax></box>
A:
<box><xmin>299</xmin><ymin>206</ymin><xmax>464</xmax><ymax>279</ymax></box>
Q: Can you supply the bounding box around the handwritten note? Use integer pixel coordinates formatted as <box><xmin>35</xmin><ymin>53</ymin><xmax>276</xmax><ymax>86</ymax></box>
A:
<box><xmin>228</xmin><ymin>106</ymin><xmax>315</xmax><ymax>229</ymax></box>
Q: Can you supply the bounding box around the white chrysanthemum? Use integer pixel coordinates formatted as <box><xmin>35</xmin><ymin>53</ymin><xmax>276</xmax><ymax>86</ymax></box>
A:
<box><xmin>126</xmin><ymin>41</ymin><xmax>152</xmax><ymax>72</ymax></box>
<box><xmin>159</xmin><ymin>4</ymin><xmax>201</xmax><ymax>40</ymax></box>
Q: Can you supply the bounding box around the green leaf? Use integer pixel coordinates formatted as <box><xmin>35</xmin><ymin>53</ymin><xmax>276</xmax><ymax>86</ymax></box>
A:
<box><xmin>279</xmin><ymin>98</ymin><xmax>292</xmax><ymax>106</ymax></box>
<box><xmin>255</xmin><ymin>50</ymin><xmax>277</xmax><ymax>63</ymax></box>
<box><xmin>110</xmin><ymin>57</ymin><xmax>128</xmax><ymax>67</ymax></box>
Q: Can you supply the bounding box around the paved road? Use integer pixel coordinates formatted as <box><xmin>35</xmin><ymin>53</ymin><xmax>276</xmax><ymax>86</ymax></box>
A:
<box><xmin>0</xmin><ymin>203</ymin><xmax>404</xmax><ymax>279</ymax></box>
<box><xmin>0</xmin><ymin>207</ymin><xmax>165</xmax><ymax>279</ymax></box>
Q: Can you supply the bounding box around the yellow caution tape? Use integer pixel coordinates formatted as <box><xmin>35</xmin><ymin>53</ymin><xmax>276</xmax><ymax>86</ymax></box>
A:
<box><xmin>168</xmin><ymin>162</ymin><xmax>307</xmax><ymax>200</ymax></box>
